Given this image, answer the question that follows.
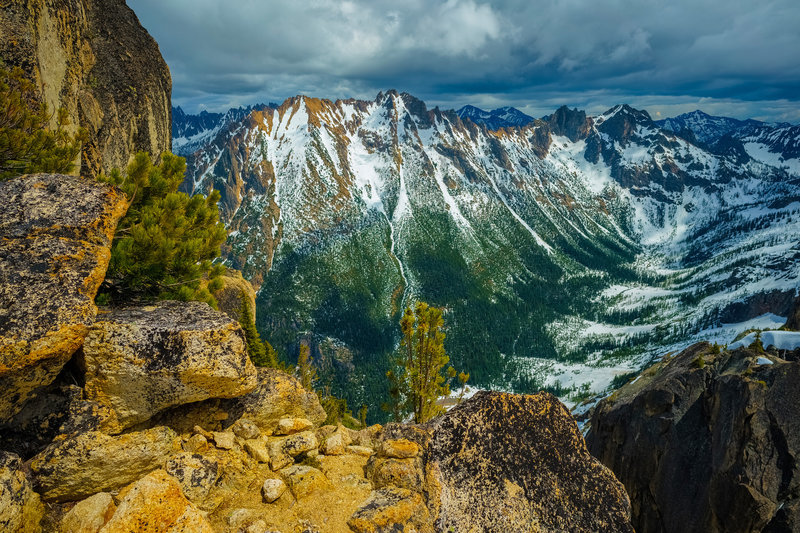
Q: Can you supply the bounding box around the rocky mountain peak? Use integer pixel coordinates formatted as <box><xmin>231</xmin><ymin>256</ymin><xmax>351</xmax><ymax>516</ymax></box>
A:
<box><xmin>545</xmin><ymin>105</ymin><xmax>592</xmax><ymax>142</ymax></box>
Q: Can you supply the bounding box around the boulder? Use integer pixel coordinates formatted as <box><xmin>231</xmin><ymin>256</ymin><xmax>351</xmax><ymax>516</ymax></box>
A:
<box><xmin>587</xmin><ymin>342</ymin><xmax>800</xmax><ymax>533</ymax></box>
<box><xmin>282</xmin><ymin>431</ymin><xmax>318</xmax><ymax>457</ymax></box>
<box><xmin>98</xmin><ymin>470</ymin><xmax>213</xmax><ymax>533</ymax></box>
<box><xmin>349</xmin><ymin>391</ymin><xmax>634</xmax><ymax>532</ymax></box>
<box><xmin>60</xmin><ymin>492</ymin><xmax>116</xmax><ymax>533</ymax></box>
<box><xmin>279</xmin><ymin>465</ymin><xmax>330</xmax><ymax>500</ymax></box>
<box><xmin>164</xmin><ymin>453</ymin><xmax>220</xmax><ymax>506</ymax></box>
<box><xmin>0</xmin><ymin>0</ymin><xmax>172</xmax><ymax>179</ymax></box>
<box><xmin>212</xmin><ymin>269</ymin><xmax>257</xmax><ymax>324</ymax></box>
<box><xmin>0</xmin><ymin>174</ymin><xmax>127</xmax><ymax>421</ymax></box>
<box><xmin>0</xmin><ymin>452</ymin><xmax>45</xmax><ymax>533</ymax></box>
<box><xmin>80</xmin><ymin>301</ymin><xmax>258</xmax><ymax>433</ymax></box>
<box><xmin>30</xmin><ymin>426</ymin><xmax>177</xmax><ymax>502</ymax></box>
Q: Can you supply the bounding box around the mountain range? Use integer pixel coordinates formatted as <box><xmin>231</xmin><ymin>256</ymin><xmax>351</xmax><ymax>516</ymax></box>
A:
<box><xmin>173</xmin><ymin>93</ymin><xmax>800</xmax><ymax>413</ymax></box>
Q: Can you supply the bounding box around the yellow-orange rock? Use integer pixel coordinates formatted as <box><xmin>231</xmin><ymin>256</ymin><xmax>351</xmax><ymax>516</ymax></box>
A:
<box><xmin>0</xmin><ymin>452</ymin><xmax>45</xmax><ymax>533</ymax></box>
<box><xmin>0</xmin><ymin>174</ymin><xmax>127</xmax><ymax>422</ymax></box>
<box><xmin>60</xmin><ymin>492</ymin><xmax>116</xmax><ymax>533</ymax></box>
<box><xmin>98</xmin><ymin>470</ymin><xmax>213</xmax><ymax>533</ymax></box>
<box><xmin>348</xmin><ymin>487</ymin><xmax>431</xmax><ymax>533</ymax></box>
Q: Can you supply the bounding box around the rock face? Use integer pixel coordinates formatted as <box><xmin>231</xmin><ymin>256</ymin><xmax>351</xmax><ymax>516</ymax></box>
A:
<box><xmin>587</xmin><ymin>342</ymin><xmax>800</xmax><ymax>533</ymax></box>
<box><xmin>213</xmin><ymin>268</ymin><xmax>258</xmax><ymax>322</ymax></box>
<box><xmin>0</xmin><ymin>0</ymin><xmax>172</xmax><ymax>178</ymax></box>
<box><xmin>0</xmin><ymin>174</ymin><xmax>128</xmax><ymax>422</ymax></box>
<box><xmin>0</xmin><ymin>452</ymin><xmax>45</xmax><ymax>533</ymax></box>
<box><xmin>30</xmin><ymin>426</ymin><xmax>177</xmax><ymax>502</ymax></box>
<box><xmin>352</xmin><ymin>391</ymin><xmax>634</xmax><ymax>532</ymax></box>
<box><xmin>80</xmin><ymin>301</ymin><xmax>258</xmax><ymax>433</ymax></box>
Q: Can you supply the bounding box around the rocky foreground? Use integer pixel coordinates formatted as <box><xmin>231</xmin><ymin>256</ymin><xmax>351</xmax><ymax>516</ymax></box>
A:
<box><xmin>0</xmin><ymin>172</ymin><xmax>634</xmax><ymax>532</ymax></box>
<box><xmin>587</xmin><ymin>341</ymin><xmax>800</xmax><ymax>533</ymax></box>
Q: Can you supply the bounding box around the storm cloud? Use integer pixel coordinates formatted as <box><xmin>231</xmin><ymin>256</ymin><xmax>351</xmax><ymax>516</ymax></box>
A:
<box><xmin>128</xmin><ymin>0</ymin><xmax>800</xmax><ymax>122</ymax></box>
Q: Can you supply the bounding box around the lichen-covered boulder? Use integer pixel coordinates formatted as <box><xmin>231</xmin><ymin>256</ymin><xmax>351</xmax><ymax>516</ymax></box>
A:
<box><xmin>0</xmin><ymin>452</ymin><xmax>45</xmax><ymax>533</ymax></box>
<box><xmin>350</xmin><ymin>391</ymin><xmax>634</xmax><ymax>532</ymax></box>
<box><xmin>348</xmin><ymin>487</ymin><xmax>431</xmax><ymax>533</ymax></box>
<box><xmin>0</xmin><ymin>174</ymin><xmax>127</xmax><ymax>422</ymax></box>
<box><xmin>80</xmin><ymin>301</ymin><xmax>258</xmax><ymax>433</ymax></box>
<box><xmin>279</xmin><ymin>465</ymin><xmax>330</xmax><ymax>500</ymax></box>
<box><xmin>30</xmin><ymin>426</ymin><xmax>177</xmax><ymax>502</ymax></box>
<box><xmin>98</xmin><ymin>470</ymin><xmax>213</xmax><ymax>533</ymax></box>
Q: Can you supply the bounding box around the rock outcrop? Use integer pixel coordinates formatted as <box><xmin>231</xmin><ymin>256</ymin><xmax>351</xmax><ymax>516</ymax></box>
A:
<box><xmin>352</xmin><ymin>391</ymin><xmax>634</xmax><ymax>533</ymax></box>
<box><xmin>0</xmin><ymin>174</ymin><xmax>127</xmax><ymax>422</ymax></box>
<box><xmin>213</xmin><ymin>268</ymin><xmax>258</xmax><ymax>323</ymax></box>
<box><xmin>587</xmin><ymin>342</ymin><xmax>800</xmax><ymax>533</ymax></box>
<box><xmin>80</xmin><ymin>301</ymin><xmax>258</xmax><ymax>433</ymax></box>
<box><xmin>30</xmin><ymin>426</ymin><xmax>178</xmax><ymax>502</ymax></box>
<box><xmin>0</xmin><ymin>0</ymin><xmax>172</xmax><ymax>178</ymax></box>
<box><xmin>0</xmin><ymin>452</ymin><xmax>45</xmax><ymax>533</ymax></box>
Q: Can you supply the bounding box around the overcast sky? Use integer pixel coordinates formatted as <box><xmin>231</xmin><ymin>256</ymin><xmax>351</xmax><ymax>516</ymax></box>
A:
<box><xmin>128</xmin><ymin>0</ymin><xmax>800</xmax><ymax>122</ymax></box>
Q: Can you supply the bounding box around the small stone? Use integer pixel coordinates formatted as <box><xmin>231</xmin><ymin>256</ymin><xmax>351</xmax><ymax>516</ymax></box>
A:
<box><xmin>231</xmin><ymin>418</ymin><xmax>261</xmax><ymax>440</ymax></box>
<box><xmin>60</xmin><ymin>492</ymin><xmax>116</xmax><ymax>533</ymax></box>
<box><xmin>262</xmin><ymin>478</ymin><xmax>287</xmax><ymax>503</ymax></box>
<box><xmin>379</xmin><ymin>439</ymin><xmax>420</xmax><ymax>459</ymax></box>
<box><xmin>212</xmin><ymin>431</ymin><xmax>236</xmax><ymax>450</ymax></box>
<box><xmin>194</xmin><ymin>425</ymin><xmax>213</xmax><ymax>439</ymax></box>
<box><xmin>183</xmin><ymin>434</ymin><xmax>208</xmax><ymax>453</ymax></box>
<box><xmin>346</xmin><ymin>445</ymin><xmax>375</xmax><ymax>457</ymax></box>
<box><xmin>244</xmin><ymin>439</ymin><xmax>270</xmax><ymax>463</ymax></box>
<box><xmin>283</xmin><ymin>431</ymin><xmax>318</xmax><ymax>457</ymax></box>
<box><xmin>275</xmin><ymin>417</ymin><xmax>313</xmax><ymax>436</ymax></box>
<box><xmin>246</xmin><ymin>519</ymin><xmax>268</xmax><ymax>533</ymax></box>
<box><xmin>322</xmin><ymin>433</ymin><xmax>346</xmax><ymax>456</ymax></box>
<box><xmin>227</xmin><ymin>508</ymin><xmax>253</xmax><ymax>528</ymax></box>
<box><xmin>280</xmin><ymin>465</ymin><xmax>329</xmax><ymax>500</ymax></box>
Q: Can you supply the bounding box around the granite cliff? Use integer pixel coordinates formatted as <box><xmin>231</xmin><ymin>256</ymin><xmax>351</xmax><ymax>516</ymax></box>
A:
<box><xmin>0</xmin><ymin>0</ymin><xmax>172</xmax><ymax>178</ymax></box>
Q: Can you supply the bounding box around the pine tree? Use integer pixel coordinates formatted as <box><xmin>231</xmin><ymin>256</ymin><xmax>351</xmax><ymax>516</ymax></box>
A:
<box><xmin>387</xmin><ymin>302</ymin><xmax>455</xmax><ymax>423</ymax></box>
<box><xmin>296</xmin><ymin>344</ymin><xmax>317</xmax><ymax>391</ymax></box>
<box><xmin>238</xmin><ymin>295</ymin><xmax>278</xmax><ymax>367</ymax></box>
<box><xmin>0</xmin><ymin>65</ymin><xmax>85</xmax><ymax>180</ymax></box>
<box><xmin>98</xmin><ymin>152</ymin><xmax>227</xmax><ymax>306</ymax></box>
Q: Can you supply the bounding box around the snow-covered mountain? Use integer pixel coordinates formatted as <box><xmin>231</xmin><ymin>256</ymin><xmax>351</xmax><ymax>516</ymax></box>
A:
<box><xmin>656</xmin><ymin>109</ymin><xmax>763</xmax><ymax>144</ymax></box>
<box><xmin>457</xmin><ymin>104</ymin><xmax>534</xmax><ymax>130</ymax></box>
<box><xmin>172</xmin><ymin>105</ymin><xmax>272</xmax><ymax>156</ymax></box>
<box><xmin>176</xmin><ymin>92</ymin><xmax>800</xmax><ymax>412</ymax></box>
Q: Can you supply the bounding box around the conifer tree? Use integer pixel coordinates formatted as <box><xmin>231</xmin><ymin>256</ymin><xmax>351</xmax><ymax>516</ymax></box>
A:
<box><xmin>387</xmin><ymin>302</ymin><xmax>455</xmax><ymax>423</ymax></box>
<box><xmin>99</xmin><ymin>152</ymin><xmax>227</xmax><ymax>306</ymax></box>
<box><xmin>0</xmin><ymin>65</ymin><xmax>85</xmax><ymax>180</ymax></box>
<box><xmin>297</xmin><ymin>344</ymin><xmax>317</xmax><ymax>391</ymax></box>
<box><xmin>238</xmin><ymin>296</ymin><xmax>278</xmax><ymax>367</ymax></box>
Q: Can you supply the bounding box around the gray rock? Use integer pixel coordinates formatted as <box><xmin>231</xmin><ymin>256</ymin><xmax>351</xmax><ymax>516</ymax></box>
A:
<box><xmin>231</xmin><ymin>418</ymin><xmax>260</xmax><ymax>440</ymax></box>
<box><xmin>587</xmin><ymin>342</ymin><xmax>800</xmax><ymax>533</ymax></box>
<box><xmin>261</xmin><ymin>478</ymin><xmax>286</xmax><ymax>503</ymax></box>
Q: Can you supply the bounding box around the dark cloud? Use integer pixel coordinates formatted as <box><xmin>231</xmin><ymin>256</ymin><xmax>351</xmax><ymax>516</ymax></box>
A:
<box><xmin>129</xmin><ymin>0</ymin><xmax>800</xmax><ymax>122</ymax></box>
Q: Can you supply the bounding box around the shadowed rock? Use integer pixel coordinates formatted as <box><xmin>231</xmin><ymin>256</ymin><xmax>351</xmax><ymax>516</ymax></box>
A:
<box><xmin>0</xmin><ymin>452</ymin><xmax>45</xmax><ymax>533</ymax></box>
<box><xmin>0</xmin><ymin>174</ymin><xmax>127</xmax><ymax>422</ymax></box>
<box><xmin>587</xmin><ymin>342</ymin><xmax>800</xmax><ymax>533</ymax></box>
